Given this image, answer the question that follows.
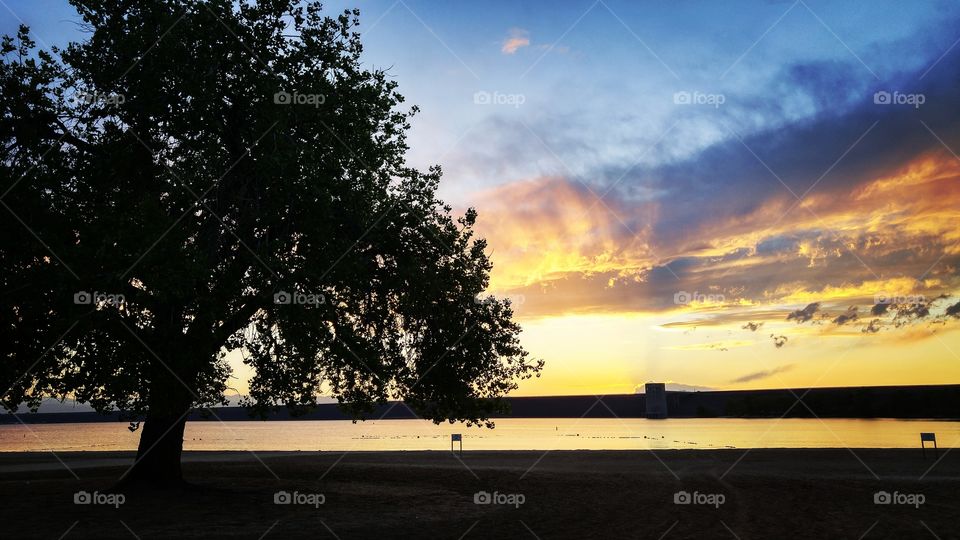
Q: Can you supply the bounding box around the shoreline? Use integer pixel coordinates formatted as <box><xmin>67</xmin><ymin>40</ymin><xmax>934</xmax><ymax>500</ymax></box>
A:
<box><xmin>6</xmin><ymin>384</ymin><xmax>960</xmax><ymax>424</ymax></box>
<box><xmin>4</xmin><ymin>415</ymin><xmax>960</xmax><ymax>427</ymax></box>
<box><xmin>0</xmin><ymin>447</ymin><xmax>953</xmax><ymax>472</ymax></box>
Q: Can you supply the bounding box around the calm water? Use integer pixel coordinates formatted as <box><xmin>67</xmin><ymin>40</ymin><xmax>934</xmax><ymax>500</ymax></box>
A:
<box><xmin>1</xmin><ymin>418</ymin><xmax>957</xmax><ymax>452</ymax></box>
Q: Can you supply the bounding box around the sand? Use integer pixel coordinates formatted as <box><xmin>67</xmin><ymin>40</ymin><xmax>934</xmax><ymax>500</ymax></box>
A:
<box><xmin>0</xmin><ymin>449</ymin><xmax>958</xmax><ymax>539</ymax></box>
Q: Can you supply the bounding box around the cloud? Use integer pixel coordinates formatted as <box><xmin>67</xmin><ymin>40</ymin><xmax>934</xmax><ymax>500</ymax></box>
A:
<box><xmin>742</xmin><ymin>322</ymin><xmax>764</xmax><ymax>332</ymax></box>
<box><xmin>465</xmin><ymin>23</ymin><xmax>960</xmax><ymax>341</ymax></box>
<box><xmin>473</xmin><ymin>176</ymin><xmax>658</xmax><ymax>292</ymax></box>
<box><xmin>787</xmin><ymin>303</ymin><xmax>820</xmax><ymax>323</ymax></box>
<box><xmin>475</xmin><ymin>145</ymin><xmax>960</xmax><ymax>321</ymax></box>
<box><xmin>731</xmin><ymin>364</ymin><xmax>794</xmax><ymax>384</ymax></box>
<box><xmin>771</xmin><ymin>335</ymin><xmax>788</xmax><ymax>348</ymax></box>
<box><xmin>664</xmin><ymin>339</ymin><xmax>754</xmax><ymax>351</ymax></box>
<box><xmin>832</xmin><ymin>306</ymin><xmax>859</xmax><ymax>325</ymax></box>
<box><xmin>501</xmin><ymin>28</ymin><xmax>530</xmax><ymax>54</ymax></box>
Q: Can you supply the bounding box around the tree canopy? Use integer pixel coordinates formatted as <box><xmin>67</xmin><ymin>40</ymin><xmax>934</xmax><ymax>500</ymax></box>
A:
<box><xmin>0</xmin><ymin>0</ymin><xmax>541</xmax><ymax>481</ymax></box>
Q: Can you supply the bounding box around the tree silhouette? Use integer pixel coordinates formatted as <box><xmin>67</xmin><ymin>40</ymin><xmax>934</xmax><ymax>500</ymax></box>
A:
<box><xmin>0</xmin><ymin>1</ymin><xmax>541</xmax><ymax>486</ymax></box>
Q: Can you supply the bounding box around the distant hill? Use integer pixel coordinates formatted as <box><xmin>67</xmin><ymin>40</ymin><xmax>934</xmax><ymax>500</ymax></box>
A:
<box><xmin>4</xmin><ymin>384</ymin><xmax>959</xmax><ymax>424</ymax></box>
<box><xmin>13</xmin><ymin>398</ymin><xmax>95</xmax><ymax>414</ymax></box>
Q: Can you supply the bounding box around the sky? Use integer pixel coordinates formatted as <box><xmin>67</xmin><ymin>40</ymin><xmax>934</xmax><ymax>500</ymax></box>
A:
<box><xmin>5</xmin><ymin>0</ymin><xmax>960</xmax><ymax>397</ymax></box>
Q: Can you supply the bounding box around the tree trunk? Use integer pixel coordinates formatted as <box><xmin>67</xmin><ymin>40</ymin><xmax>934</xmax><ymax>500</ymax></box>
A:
<box><xmin>120</xmin><ymin>382</ymin><xmax>194</xmax><ymax>487</ymax></box>
<box><xmin>122</xmin><ymin>409</ymin><xmax>190</xmax><ymax>486</ymax></box>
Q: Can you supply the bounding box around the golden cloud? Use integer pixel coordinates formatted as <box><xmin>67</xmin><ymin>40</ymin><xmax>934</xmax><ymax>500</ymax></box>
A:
<box><xmin>501</xmin><ymin>28</ymin><xmax>530</xmax><ymax>55</ymax></box>
<box><xmin>469</xmin><ymin>151</ymin><xmax>960</xmax><ymax>326</ymax></box>
<box><xmin>472</xmin><ymin>176</ymin><xmax>658</xmax><ymax>291</ymax></box>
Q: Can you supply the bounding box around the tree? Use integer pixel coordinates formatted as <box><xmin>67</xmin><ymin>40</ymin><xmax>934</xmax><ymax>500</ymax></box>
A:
<box><xmin>0</xmin><ymin>0</ymin><xmax>542</xmax><ymax>486</ymax></box>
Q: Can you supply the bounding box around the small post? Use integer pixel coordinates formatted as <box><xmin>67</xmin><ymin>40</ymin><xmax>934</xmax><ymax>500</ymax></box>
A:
<box><xmin>451</xmin><ymin>433</ymin><xmax>462</xmax><ymax>456</ymax></box>
<box><xmin>920</xmin><ymin>432</ymin><xmax>937</xmax><ymax>459</ymax></box>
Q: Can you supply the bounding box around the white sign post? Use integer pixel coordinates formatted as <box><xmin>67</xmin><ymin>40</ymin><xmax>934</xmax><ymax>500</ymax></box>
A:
<box><xmin>920</xmin><ymin>432</ymin><xmax>937</xmax><ymax>459</ymax></box>
<box><xmin>451</xmin><ymin>433</ymin><xmax>462</xmax><ymax>455</ymax></box>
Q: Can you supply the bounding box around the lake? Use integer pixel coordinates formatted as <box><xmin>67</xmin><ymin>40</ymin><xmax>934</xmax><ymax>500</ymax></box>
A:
<box><xmin>1</xmin><ymin>417</ymin><xmax>957</xmax><ymax>452</ymax></box>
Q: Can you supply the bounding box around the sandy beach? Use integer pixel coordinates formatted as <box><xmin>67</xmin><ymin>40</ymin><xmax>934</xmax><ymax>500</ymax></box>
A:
<box><xmin>1</xmin><ymin>449</ymin><xmax>957</xmax><ymax>539</ymax></box>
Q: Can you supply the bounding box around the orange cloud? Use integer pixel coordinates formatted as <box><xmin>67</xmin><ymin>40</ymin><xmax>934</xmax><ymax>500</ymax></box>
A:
<box><xmin>468</xmin><ymin>152</ymin><xmax>960</xmax><ymax>325</ymax></box>
<box><xmin>501</xmin><ymin>28</ymin><xmax>530</xmax><ymax>54</ymax></box>
<box><xmin>472</xmin><ymin>176</ymin><xmax>658</xmax><ymax>291</ymax></box>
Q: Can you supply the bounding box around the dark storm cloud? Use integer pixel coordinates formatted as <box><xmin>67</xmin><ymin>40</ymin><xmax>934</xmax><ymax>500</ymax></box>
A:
<box><xmin>637</xmin><ymin>50</ymin><xmax>960</xmax><ymax>251</ymax></box>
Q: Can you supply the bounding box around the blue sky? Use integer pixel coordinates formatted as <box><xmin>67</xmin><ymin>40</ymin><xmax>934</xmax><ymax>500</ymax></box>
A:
<box><xmin>4</xmin><ymin>0</ymin><xmax>956</xmax><ymax>201</ymax></box>
<box><xmin>327</xmin><ymin>0</ymin><xmax>957</xmax><ymax>195</ymax></box>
